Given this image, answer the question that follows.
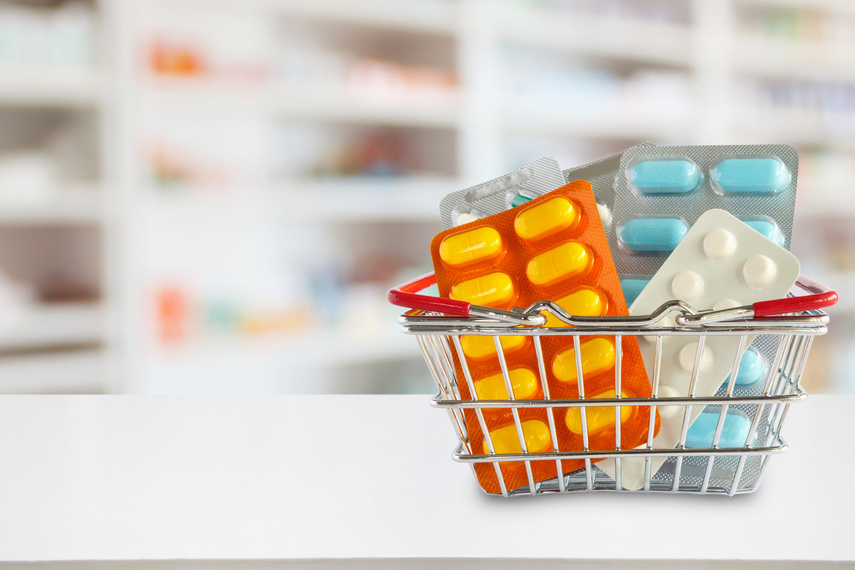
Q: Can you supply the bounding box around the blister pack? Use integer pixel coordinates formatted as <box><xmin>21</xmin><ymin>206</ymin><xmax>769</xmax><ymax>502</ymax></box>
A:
<box><xmin>598</xmin><ymin>209</ymin><xmax>800</xmax><ymax>489</ymax></box>
<box><xmin>430</xmin><ymin>181</ymin><xmax>658</xmax><ymax>494</ymax></box>
<box><xmin>439</xmin><ymin>157</ymin><xmax>565</xmax><ymax>229</ymax></box>
<box><xmin>611</xmin><ymin>144</ymin><xmax>799</xmax><ymax>305</ymax></box>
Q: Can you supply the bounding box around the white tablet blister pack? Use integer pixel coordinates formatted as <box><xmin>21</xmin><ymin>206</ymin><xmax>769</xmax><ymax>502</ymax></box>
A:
<box><xmin>612</xmin><ymin>143</ymin><xmax>799</xmax><ymax>306</ymax></box>
<box><xmin>439</xmin><ymin>157</ymin><xmax>565</xmax><ymax>229</ymax></box>
<box><xmin>598</xmin><ymin>209</ymin><xmax>800</xmax><ymax>490</ymax></box>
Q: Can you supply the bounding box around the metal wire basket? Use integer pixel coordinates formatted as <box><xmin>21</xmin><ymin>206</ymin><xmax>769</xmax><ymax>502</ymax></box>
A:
<box><xmin>388</xmin><ymin>272</ymin><xmax>837</xmax><ymax>497</ymax></box>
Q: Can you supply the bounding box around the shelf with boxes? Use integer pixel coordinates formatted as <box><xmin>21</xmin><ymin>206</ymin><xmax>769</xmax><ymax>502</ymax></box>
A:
<box><xmin>0</xmin><ymin>0</ymin><xmax>112</xmax><ymax>394</ymax></box>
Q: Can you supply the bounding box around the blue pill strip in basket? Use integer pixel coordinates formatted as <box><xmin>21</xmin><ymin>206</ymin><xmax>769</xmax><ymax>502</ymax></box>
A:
<box><xmin>611</xmin><ymin>143</ymin><xmax>798</xmax><ymax>292</ymax></box>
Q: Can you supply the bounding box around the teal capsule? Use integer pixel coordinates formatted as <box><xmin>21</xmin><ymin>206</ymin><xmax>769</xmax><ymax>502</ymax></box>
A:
<box><xmin>740</xmin><ymin>219</ymin><xmax>785</xmax><ymax>247</ymax></box>
<box><xmin>630</xmin><ymin>159</ymin><xmax>701</xmax><ymax>195</ymax></box>
<box><xmin>511</xmin><ymin>194</ymin><xmax>533</xmax><ymax>208</ymax></box>
<box><xmin>686</xmin><ymin>409</ymin><xmax>751</xmax><ymax>448</ymax></box>
<box><xmin>722</xmin><ymin>347</ymin><xmax>768</xmax><ymax>388</ymax></box>
<box><xmin>619</xmin><ymin>217</ymin><xmax>688</xmax><ymax>253</ymax></box>
<box><xmin>712</xmin><ymin>158</ymin><xmax>790</xmax><ymax>196</ymax></box>
<box><xmin>620</xmin><ymin>278</ymin><xmax>650</xmax><ymax>306</ymax></box>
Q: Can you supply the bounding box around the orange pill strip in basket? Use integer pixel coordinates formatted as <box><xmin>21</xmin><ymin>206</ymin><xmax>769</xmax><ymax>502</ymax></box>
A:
<box><xmin>430</xmin><ymin>180</ymin><xmax>658</xmax><ymax>494</ymax></box>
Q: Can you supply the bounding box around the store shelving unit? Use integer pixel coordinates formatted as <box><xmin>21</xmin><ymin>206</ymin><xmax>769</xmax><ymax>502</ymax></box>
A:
<box><xmin>2</xmin><ymin>0</ymin><xmax>851</xmax><ymax>393</ymax></box>
<box><xmin>0</xmin><ymin>0</ymin><xmax>114</xmax><ymax>394</ymax></box>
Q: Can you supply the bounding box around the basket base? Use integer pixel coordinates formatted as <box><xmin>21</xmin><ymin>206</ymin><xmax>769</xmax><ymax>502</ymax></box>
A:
<box><xmin>497</xmin><ymin>454</ymin><xmax>769</xmax><ymax>497</ymax></box>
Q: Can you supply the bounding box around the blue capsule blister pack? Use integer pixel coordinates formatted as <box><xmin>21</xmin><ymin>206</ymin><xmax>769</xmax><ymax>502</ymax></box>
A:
<box><xmin>611</xmin><ymin>144</ymin><xmax>799</xmax><ymax>305</ymax></box>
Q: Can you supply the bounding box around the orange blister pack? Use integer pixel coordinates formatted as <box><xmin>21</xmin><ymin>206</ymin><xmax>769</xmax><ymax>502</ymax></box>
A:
<box><xmin>430</xmin><ymin>180</ymin><xmax>659</xmax><ymax>494</ymax></box>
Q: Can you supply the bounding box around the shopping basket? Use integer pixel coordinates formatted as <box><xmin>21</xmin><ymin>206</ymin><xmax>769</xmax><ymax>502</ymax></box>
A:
<box><xmin>388</xmin><ymin>272</ymin><xmax>837</xmax><ymax>497</ymax></box>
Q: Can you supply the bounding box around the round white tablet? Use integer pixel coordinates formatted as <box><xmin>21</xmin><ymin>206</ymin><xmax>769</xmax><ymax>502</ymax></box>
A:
<box><xmin>703</xmin><ymin>228</ymin><xmax>737</xmax><ymax>261</ymax></box>
<box><xmin>455</xmin><ymin>213</ymin><xmax>479</xmax><ymax>225</ymax></box>
<box><xmin>596</xmin><ymin>202</ymin><xmax>613</xmax><ymax>229</ymax></box>
<box><xmin>671</xmin><ymin>270</ymin><xmax>704</xmax><ymax>301</ymax></box>
<box><xmin>713</xmin><ymin>298</ymin><xmax>741</xmax><ymax>311</ymax></box>
<box><xmin>743</xmin><ymin>254</ymin><xmax>778</xmax><ymax>289</ymax></box>
<box><xmin>656</xmin><ymin>385</ymin><xmax>682</xmax><ymax>420</ymax></box>
<box><xmin>678</xmin><ymin>342</ymin><xmax>713</xmax><ymax>373</ymax></box>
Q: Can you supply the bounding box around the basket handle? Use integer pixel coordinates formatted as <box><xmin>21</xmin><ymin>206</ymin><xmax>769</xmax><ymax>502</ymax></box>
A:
<box><xmin>754</xmin><ymin>274</ymin><xmax>838</xmax><ymax>317</ymax></box>
<box><xmin>389</xmin><ymin>272</ymin><xmax>838</xmax><ymax>322</ymax></box>
<box><xmin>387</xmin><ymin>272</ymin><xmax>546</xmax><ymax>325</ymax></box>
<box><xmin>387</xmin><ymin>272</ymin><xmax>470</xmax><ymax>316</ymax></box>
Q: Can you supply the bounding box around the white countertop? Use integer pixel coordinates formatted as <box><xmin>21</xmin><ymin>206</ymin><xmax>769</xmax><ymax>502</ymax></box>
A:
<box><xmin>0</xmin><ymin>394</ymin><xmax>851</xmax><ymax>567</ymax></box>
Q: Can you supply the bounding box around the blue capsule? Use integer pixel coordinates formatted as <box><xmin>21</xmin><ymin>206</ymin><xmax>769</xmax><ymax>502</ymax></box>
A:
<box><xmin>712</xmin><ymin>158</ymin><xmax>790</xmax><ymax>196</ymax></box>
<box><xmin>740</xmin><ymin>218</ymin><xmax>785</xmax><ymax>247</ymax></box>
<box><xmin>619</xmin><ymin>217</ymin><xmax>688</xmax><ymax>254</ymax></box>
<box><xmin>630</xmin><ymin>159</ymin><xmax>701</xmax><ymax>195</ymax></box>
<box><xmin>722</xmin><ymin>347</ymin><xmax>768</xmax><ymax>388</ymax></box>
<box><xmin>620</xmin><ymin>277</ymin><xmax>650</xmax><ymax>306</ymax></box>
<box><xmin>686</xmin><ymin>409</ymin><xmax>751</xmax><ymax>448</ymax></box>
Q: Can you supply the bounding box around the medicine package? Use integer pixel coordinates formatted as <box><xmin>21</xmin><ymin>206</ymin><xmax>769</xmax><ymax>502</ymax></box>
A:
<box><xmin>439</xmin><ymin>156</ymin><xmax>565</xmax><ymax>229</ymax></box>
<box><xmin>430</xmin><ymin>181</ymin><xmax>658</xmax><ymax>494</ymax></box>
<box><xmin>597</xmin><ymin>209</ymin><xmax>800</xmax><ymax>489</ymax></box>
<box><xmin>612</xmin><ymin>143</ymin><xmax>799</xmax><ymax>305</ymax></box>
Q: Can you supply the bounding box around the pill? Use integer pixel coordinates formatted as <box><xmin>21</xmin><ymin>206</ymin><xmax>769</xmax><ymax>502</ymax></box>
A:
<box><xmin>723</xmin><ymin>347</ymin><xmax>768</xmax><ymax>388</ymax></box>
<box><xmin>597</xmin><ymin>203</ymin><xmax>613</xmax><ymax>229</ymax></box>
<box><xmin>686</xmin><ymin>409</ymin><xmax>751</xmax><ymax>448</ymax></box>
<box><xmin>514</xmin><ymin>196</ymin><xmax>579</xmax><ymax>242</ymax></box>
<box><xmin>474</xmin><ymin>367</ymin><xmax>539</xmax><ymax>400</ymax></box>
<box><xmin>565</xmin><ymin>390</ymin><xmax>632</xmax><ymax>435</ymax></box>
<box><xmin>450</xmin><ymin>272</ymin><xmax>516</xmax><ymax>307</ymax></box>
<box><xmin>713</xmin><ymin>298</ymin><xmax>741</xmax><ymax>311</ymax></box>
<box><xmin>620</xmin><ymin>217</ymin><xmax>688</xmax><ymax>253</ymax></box>
<box><xmin>552</xmin><ymin>337</ymin><xmax>616</xmax><ymax>384</ymax></box>
<box><xmin>678</xmin><ymin>341</ymin><xmax>713</xmax><ymax>373</ymax></box>
<box><xmin>712</xmin><ymin>157</ymin><xmax>789</xmax><ymax>196</ymax></box>
<box><xmin>439</xmin><ymin>227</ymin><xmax>504</xmax><ymax>268</ymax></box>
<box><xmin>483</xmin><ymin>419</ymin><xmax>552</xmax><ymax>455</ymax></box>
<box><xmin>671</xmin><ymin>270</ymin><xmax>704</xmax><ymax>302</ymax></box>
<box><xmin>455</xmin><ymin>213</ymin><xmax>480</xmax><ymax>226</ymax></box>
<box><xmin>526</xmin><ymin>241</ymin><xmax>591</xmax><ymax>287</ymax></box>
<box><xmin>630</xmin><ymin>159</ymin><xmax>701</xmax><ymax>195</ymax></box>
<box><xmin>741</xmin><ymin>219</ymin><xmax>784</xmax><ymax>246</ymax></box>
<box><xmin>655</xmin><ymin>385</ymin><xmax>682</xmax><ymax>421</ymax></box>
<box><xmin>703</xmin><ymin>228</ymin><xmax>737</xmax><ymax>261</ymax></box>
<box><xmin>542</xmin><ymin>287</ymin><xmax>607</xmax><ymax>327</ymax></box>
<box><xmin>620</xmin><ymin>277</ymin><xmax>650</xmax><ymax>306</ymax></box>
<box><xmin>743</xmin><ymin>255</ymin><xmax>778</xmax><ymax>289</ymax></box>
<box><xmin>461</xmin><ymin>335</ymin><xmax>527</xmax><ymax>361</ymax></box>
<box><xmin>511</xmin><ymin>194</ymin><xmax>533</xmax><ymax>208</ymax></box>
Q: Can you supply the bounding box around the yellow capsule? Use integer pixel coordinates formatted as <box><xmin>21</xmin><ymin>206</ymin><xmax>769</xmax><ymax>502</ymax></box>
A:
<box><xmin>439</xmin><ymin>227</ymin><xmax>504</xmax><ymax>268</ymax></box>
<box><xmin>526</xmin><ymin>241</ymin><xmax>591</xmax><ymax>287</ymax></box>
<box><xmin>552</xmin><ymin>337</ymin><xmax>616</xmax><ymax>384</ymax></box>
<box><xmin>450</xmin><ymin>272</ymin><xmax>515</xmax><ymax>307</ymax></box>
<box><xmin>565</xmin><ymin>390</ymin><xmax>632</xmax><ymax>435</ymax></box>
<box><xmin>461</xmin><ymin>335</ymin><xmax>527</xmax><ymax>360</ymax></box>
<box><xmin>514</xmin><ymin>196</ymin><xmax>579</xmax><ymax>242</ymax></box>
<box><xmin>474</xmin><ymin>367</ymin><xmax>538</xmax><ymax>400</ymax></box>
<box><xmin>542</xmin><ymin>287</ymin><xmax>607</xmax><ymax>328</ymax></box>
<box><xmin>483</xmin><ymin>419</ymin><xmax>552</xmax><ymax>455</ymax></box>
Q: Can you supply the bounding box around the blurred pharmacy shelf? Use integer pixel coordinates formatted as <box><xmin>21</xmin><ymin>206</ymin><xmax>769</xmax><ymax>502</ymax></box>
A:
<box><xmin>2</xmin><ymin>0</ymin><xmax>853</xmax><ymax>394</ymax></box>
<box><xmin>0</xmin><ymin>350</ymin><xmax>107</xmax><ymax>394</ymax></box>
<box><xmin>735</xmin><ymin>0</ymin><xmax>855</xmax><ymax>16</ymax></box>
<box><xmin>0</xmin><ymin>69</ymin><xmax>103</xmax><ymax>108</ymax></box>
<box><xmin>0</xmin><ymin>188</ymin><xmax>105</xmax><ymax>226</ymax></box>
<box><xmin>0</xmin><ymin>303</ymin><xmax>104</xmax><ymax>351</ymax></box>
<box><xmin>275</xmin><ymin>178</ymin><xmax>456</xmax><ymax>222</ymax></box>
<box><xmin>496</xmin><ymin>8</ymin><xmax>694</xmax><ymax>67</ymax></box>
<box><xmin>144</xmin><ymin>80</ymin><xmax>461</xmax><ymax>129</ymax></box>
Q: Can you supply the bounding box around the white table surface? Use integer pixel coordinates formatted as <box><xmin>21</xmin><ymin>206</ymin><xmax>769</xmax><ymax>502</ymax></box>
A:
<box><xmin>0</xmin><ymin>394</ymin><xmax>851</xmax><ymax>568</ymax></box>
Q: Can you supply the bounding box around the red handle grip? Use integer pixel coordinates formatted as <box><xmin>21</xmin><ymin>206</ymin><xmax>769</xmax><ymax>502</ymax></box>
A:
<box><xmin>753</xmin><ymin>275</ymin><xmax>838</xmax><ymax>317</ymax></box>
<box><xmin>387</xmin><ymin>272</ymin><xmax>471</xmax><ymax>317</ymax></box>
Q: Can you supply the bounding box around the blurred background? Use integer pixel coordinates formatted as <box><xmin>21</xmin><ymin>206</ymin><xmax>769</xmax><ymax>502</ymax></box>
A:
<box><xmin>0</xmin><ymin>0</ymin><xmax>852</xmax><ymax>394</ymax></box>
